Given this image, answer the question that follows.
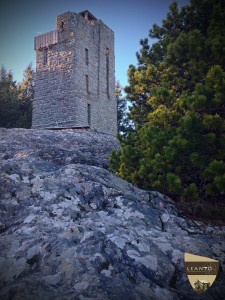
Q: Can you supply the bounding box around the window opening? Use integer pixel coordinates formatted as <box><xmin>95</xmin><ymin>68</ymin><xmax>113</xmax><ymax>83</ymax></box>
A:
<box><xmin>106</xmin><ymin>48</ymin><xmax>109</xmax><ymax>97</ymax></box>
<box><xmin>85</xmin><ymin>48</ymin><xmax>89</xmax><ymax>65</ymax></box>
<box><xmin>86</xmin><ymin>75</ymin><xmax>89</xmax><ymax>94</ymax></box>
<box><xmin>43</xmin><ymin>48</ymin><xmax>48</xmax><ymax>65</ymax></box>
<box><xmin>61</xmin><ymin>21</ymin><xmax>64</xmax><ymax>29</ymax></box>
<box><xmin>88</xmin><ymin>104</ymin><xmax>91</xmax><ymax>126</ymax></box>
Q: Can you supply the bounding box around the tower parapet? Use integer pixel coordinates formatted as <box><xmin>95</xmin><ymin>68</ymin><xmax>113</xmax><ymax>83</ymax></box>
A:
<box><xmin>32</xmin><ymin>11</ymin><xmax>117</xmax><ymax>135</ymax></box>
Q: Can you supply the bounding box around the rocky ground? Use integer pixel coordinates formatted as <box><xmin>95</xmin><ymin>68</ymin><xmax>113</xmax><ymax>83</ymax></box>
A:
<box><xmin>0</xmin><ymin>128</ymin><xmax>225</xmax><ymax>300</ymax></box>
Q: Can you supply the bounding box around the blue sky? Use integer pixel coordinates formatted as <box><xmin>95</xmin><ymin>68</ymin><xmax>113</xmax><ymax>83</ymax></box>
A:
<box><xmin>0</xmin><ymin>0</ymin><xmax>189</xmax><ymax>87</ymax></box>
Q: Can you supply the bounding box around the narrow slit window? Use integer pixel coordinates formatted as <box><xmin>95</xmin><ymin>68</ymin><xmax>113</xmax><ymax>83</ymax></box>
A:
<box><xmin>88</xmin><ymin>104</ymin><xmax>91</xmax><ymax>126</ymax></box>
<box><xmin>86</xmin><ymin>75</ymin><xmax>89</xmax><ymax>93</ymax></box>
<box><xmin>43</xmin><ymin>48</ymin><xmax>48</xmax><ymax>65</ymax></box>
<box><xmin>85</xmin><ymin>48</ymin><xmax>89</xmax><ymax>66</ymax></box>
<box><xmin>106</xmin><ymin>48</ymin><xmax>109</xmax><ymax>97</ymax></box>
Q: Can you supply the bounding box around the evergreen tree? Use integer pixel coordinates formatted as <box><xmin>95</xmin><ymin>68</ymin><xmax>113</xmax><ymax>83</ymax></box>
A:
<box><xmin>0</xmin><ymin>66</ymin><xmax>19</xmax><ymax>127</ymax></box>
<box><xmin>115</xmin><ymin>81</ymin><xmax>131</xmax><ymax>138</ymax></box>
<box><xmin>16</xmin><ymin>64</ymin><xmax>34</xmax><ymax>128</ymax></box>
<box><xmin>110</xmin><ymin>0</ymin><xmax>225</xmax><ymax>218</ymax></box>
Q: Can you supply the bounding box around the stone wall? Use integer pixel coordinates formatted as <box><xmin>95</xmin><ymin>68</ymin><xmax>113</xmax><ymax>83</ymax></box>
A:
<box><xmin>32</xmin><ymin>11</ymin><xmax>117</xmax><ymax>135</ymax></box>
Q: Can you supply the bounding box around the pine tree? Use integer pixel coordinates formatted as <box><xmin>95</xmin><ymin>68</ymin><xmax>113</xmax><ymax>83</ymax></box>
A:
<box><xmin>115</xmin><ymin>81</ymin><xmax>131</xmax><ymax>138</ymax></box>
<box><xmin>110</xmin><ymin>0</ymin><xmax>225</xmax><ymax>218</ymax></box>
<box><xmin>16</xmin><ymin>64</ymin><xmax>35</xmax><ymax>128</ymax></box>
<box><xmin>0</xmin><ymin>66</ymin><xmax>19</xmax><ymax>127</ymax></box>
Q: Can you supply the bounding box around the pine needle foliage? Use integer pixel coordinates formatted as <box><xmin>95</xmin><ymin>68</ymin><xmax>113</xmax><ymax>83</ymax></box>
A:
<box><xmin>110</xmin><ymin>0</ymin><xmax>225</xmax><ymax>216</ymax></box>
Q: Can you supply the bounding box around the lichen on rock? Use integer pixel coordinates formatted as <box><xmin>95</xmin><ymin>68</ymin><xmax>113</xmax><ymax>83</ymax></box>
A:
<box><xmin>0</xmin><ymin>128</ymin><xmax>225</xmax><ymax>299</ymax></box>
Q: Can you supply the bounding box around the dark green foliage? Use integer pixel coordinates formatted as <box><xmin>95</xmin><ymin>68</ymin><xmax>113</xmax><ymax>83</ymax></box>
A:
<box><xmin>16</xmin><ymin>64</ymin><xmax>34</xmax><ymax>128</ymax></box>
<box><xmin>0</xmin><ymin>66</ymin><xmax>19</xmax><ymax>127</ymax></box>
<box><xmin>110</xmin><ymin>0</ymin><xmax>225</xmax><ymax>215</ymax></box>
<box><xmin>115</xmin><ymin>81</ymin><xmax>133</xmax><ymax>140</ymax></box>
<box><xmin>116</xmin><ymin>81</ymin><xmax>127</xmax><ymax>134</ymax></box>
<box><xmin>0</xmin><ymin>64</ymin><xmax>34</xmax><ymax>128</ymax></box>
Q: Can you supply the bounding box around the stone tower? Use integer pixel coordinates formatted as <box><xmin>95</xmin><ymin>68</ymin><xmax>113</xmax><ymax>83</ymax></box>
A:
<box><xmin>32</xmin><ymin>10</ymin><xmax>117</xmax><ymax>135</ymax></box>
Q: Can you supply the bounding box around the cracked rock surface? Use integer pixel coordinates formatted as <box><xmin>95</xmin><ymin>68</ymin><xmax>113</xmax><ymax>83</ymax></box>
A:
<box><xmin>0</xmin><ymin>128</ymin><xmax>225</xmax><ymax>300</ymax></box>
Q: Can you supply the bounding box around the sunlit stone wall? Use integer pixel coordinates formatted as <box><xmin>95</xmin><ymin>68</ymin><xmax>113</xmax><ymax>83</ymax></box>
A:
<box><xmin>32</xmin><ymin>11</ymin><xmax>117</xmax><ymax>135</ymax></box>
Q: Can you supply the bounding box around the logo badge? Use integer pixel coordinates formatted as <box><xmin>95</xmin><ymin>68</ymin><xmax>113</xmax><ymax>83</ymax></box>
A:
<box><xmin>184</xmin><ymin>253</ymin><xmax>219</xmax><ymax>293</ymax></box>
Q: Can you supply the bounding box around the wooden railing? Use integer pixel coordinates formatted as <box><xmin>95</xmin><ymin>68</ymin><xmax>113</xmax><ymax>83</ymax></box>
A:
<box><xmin>34</xmin><ymin>30</ymin><xmax>58</xmax><ymax>50</ymax></box>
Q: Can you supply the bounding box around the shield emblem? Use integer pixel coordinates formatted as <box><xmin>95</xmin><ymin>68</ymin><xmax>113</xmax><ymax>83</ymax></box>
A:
<box><xmin>184</xmin><ymin>253</ymin><xmax>219</xmax><ymax>293</ymax></box>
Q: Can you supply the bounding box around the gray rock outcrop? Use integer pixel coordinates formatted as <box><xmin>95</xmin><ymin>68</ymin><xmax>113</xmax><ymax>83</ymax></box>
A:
<box><xmin>0</xmin><ymin>128</ymin><xmax>225</xmax><ymax>300</ymax></box>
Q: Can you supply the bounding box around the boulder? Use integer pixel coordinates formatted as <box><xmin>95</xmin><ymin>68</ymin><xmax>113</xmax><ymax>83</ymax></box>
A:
<box><xmin>0</xmin><ymin>128</ymin><xmax>224</xmax><ymax>299</ymax></box>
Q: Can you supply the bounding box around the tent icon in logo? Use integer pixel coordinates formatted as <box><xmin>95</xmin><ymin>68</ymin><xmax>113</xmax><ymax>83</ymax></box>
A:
<box><xmin>194</xmin><ymin>279</ymin><xmax>210</xmax><ymax>292</ymax></box>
